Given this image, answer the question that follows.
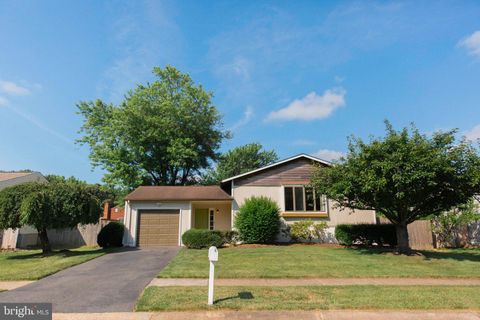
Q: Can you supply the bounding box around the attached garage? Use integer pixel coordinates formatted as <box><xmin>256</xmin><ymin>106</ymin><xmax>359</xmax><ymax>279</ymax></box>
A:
<box><xmin>137</xmin><ymin>210</ymin><xmax>180</xmax><ymax>247</ymax></box>
<box><xmin>123</xmin><ymin>186</ymin><xmax>233</xmax><ymax>247</ymax></box>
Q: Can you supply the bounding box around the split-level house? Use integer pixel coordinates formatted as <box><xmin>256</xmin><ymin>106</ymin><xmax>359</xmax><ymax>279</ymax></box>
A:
<box><xmin>122</xmin><ymin>154</ymin><xmax>376</xmax><ymax>246</ymax></box>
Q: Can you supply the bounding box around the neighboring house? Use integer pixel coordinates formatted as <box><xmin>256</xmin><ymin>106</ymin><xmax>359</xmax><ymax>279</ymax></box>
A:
<box><xmin>123</xmin><ymin>154</ymin><xmax>376</xmax><ymax>247</ymax></box>
<box><xmin>0</xmin><ymin>171</ymin><xmax>48</xmax><ymax>249</ymax></box>
<box><xmin>102</xmin><ymin>202</ymin><xmax>124</xmax><ymax>221</ymax></box>
<box><xmin>0</xmin><ymin>171</ymin><xmax>47</xmax><ymax>191</ymax></box>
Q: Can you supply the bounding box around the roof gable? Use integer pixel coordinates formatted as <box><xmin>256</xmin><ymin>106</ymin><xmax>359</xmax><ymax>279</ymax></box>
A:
<box><xmin>221</xmin><ymin>153</ymin><xmax>331</xmax><ymax>183</ymax></box>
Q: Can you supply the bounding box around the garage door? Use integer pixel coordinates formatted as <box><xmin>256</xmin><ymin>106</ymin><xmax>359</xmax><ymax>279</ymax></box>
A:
<box><xmin>137</xmin><ymin>210</ymin><xmax>180</xmax><ymax>246</ymax></box>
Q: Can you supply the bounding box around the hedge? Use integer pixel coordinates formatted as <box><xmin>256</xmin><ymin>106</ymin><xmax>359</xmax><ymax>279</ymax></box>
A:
<box><xmin>182</xmin><ymin>229</ymin><xmax>225</xmax><ymax>249</ymax></box>
<box><xmin>334</xmin><ymin>224</ymin><xmax>397</xmax><ymax>246</ymax></box>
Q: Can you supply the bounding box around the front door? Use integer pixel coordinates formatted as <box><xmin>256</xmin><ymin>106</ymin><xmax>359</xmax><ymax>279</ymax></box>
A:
<box><xmin>195</xmin><ymin>208</ymin><xmax>209</xmax><ymax>229</ymax></box>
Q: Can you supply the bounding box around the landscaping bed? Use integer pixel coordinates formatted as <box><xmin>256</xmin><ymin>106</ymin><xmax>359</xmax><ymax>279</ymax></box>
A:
<box><xmin>0</xmin><ymin>247</ymin><xmax>112</xmax><ymax>280</ymax></box>
<box><xmin>136</xmin><ymin>285</ymin><xmax>480</xmax><ymax>311</ymax></box>
<box><xmin>158</xmin><ymin>245</ymin><xmax>480</xmax><ymax>278</ymax></box>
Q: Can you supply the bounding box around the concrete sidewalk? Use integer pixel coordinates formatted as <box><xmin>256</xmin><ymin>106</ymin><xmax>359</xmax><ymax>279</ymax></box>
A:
<box><xmin>149</xmin><ymin>277</ymin><xmax>480</xmax><ymax>287</ymax></box>
<box><xmin>53</xmin><ymin>310</ymin><xmax>480</xmax><ymax>320</ymax></box>
<box><xmin>0</xmin><ymin>281</ymin><xmax>34</xmax><ymax>291</ymax></box>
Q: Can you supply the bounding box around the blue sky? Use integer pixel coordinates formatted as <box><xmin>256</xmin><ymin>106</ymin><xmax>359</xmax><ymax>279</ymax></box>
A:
<box><xmin>1</xmin><ymin>1</ymin><xmax>480</xmax><ymax>183</ymax></box>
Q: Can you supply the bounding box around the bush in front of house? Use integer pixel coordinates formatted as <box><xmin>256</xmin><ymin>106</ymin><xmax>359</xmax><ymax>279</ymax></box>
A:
<box><xmin>182</xmin><ymin>229</ymin><xmax>225</xmax><ymax>249</ymax></box>
<box><xmin>290</xmin><ymin>220</ymin><xmax>328</xmax><ymax>243</ymax></box>
<box><xmin>234</xmin><ymin>196</ymin><xmax>280</xmax><ymax>243</ymax></box>
<box><xmin>222</xmin><ymin>230</ymin><xmax>240</xmax><ymax>244</ymax></box>
<box><xmin>335</xmin><ymin>224</ymin><xmax>397</xmax><ymax>246</ymax></box>
<box><xmin>97</xmin><ymin>221</ymin><xmax>124</xmax><ymax>248</ymax></box>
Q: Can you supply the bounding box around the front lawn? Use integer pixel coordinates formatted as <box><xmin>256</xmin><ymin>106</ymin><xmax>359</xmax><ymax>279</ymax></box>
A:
<box><xmin>0</xmin><ymin>247</ymin><xmax>112</xmax><ymax>280</ymax></box>
<box><xmin>136</xmin><ymin>285</ymin><xmax>480</xmax><ymax>311</ymax></box>
<box><xmin>158</xmin><ymin>246</ymin><xmax>480</xmax><ymax>278</ymax></box>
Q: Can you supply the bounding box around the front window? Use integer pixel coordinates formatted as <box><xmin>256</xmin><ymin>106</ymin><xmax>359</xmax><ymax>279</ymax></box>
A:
<box><xmin>284</xmin><ymin>186</ymin><xmax>327</xmax><ymax>212</ymax></box>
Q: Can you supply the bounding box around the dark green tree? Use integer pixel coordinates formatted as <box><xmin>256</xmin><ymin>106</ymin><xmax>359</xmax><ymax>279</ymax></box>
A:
<box><xmin>312</xmin><ymin>121</ymin><xmax>480</xmax><ymax>253</ymax></box>
<box><xmin>0</xmin><ymin>178</ymin><xmax>110</xmax><ymax>253</ymax></box>
<box><xmin>202</xmin><ymin>143</ymin><xmax>278</xmax><ymax>184</ymax></box>
<box><xmin>77</xmin><ymin>65</ymin><xmax>229</xmax><ymax>190</ymax></box>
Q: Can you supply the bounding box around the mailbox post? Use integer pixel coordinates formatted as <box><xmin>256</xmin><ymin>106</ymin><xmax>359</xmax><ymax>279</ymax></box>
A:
<box><xmin>208</xmin><ymin>246</ymin><xmax>218</xmax><ymax>305</ymax></box>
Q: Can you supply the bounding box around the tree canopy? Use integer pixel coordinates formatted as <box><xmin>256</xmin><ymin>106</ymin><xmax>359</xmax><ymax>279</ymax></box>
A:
<box><xmin>202</xmin><ymin>143</ymin><xmax>278</xmax><ymax>184</ymax></box>
<box><xmin>312</xmin><ymin>121</ymin><xmax>480</xmax><ymax>252</ymax></box>
<box><xmin>77</xmin><ymin>65</ymin><xmax>229</xmax><ymax>190</ymax></box>
<box><xmin>0</xmin><ymin>177</ymin><xmax>111</xmax><ymax>253</ymax></box>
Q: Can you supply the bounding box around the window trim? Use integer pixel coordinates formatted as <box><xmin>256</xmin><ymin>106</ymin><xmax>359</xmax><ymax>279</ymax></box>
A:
<box><xmin>283</xmin><ymin>185</ymin><xmax>328</xmax><ymax>214</ymax></box>
<box><xmin>208</xmin><ymin>208</ymin><xmax>215</xmax><ymax>231</ymax></box>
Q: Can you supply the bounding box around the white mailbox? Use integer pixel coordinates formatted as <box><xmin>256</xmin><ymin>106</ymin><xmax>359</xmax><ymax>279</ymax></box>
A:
<box><xmin>208</xmin><ymin>246</ymin><xmax>218</xmax><ymax>262</ymax></box>
<box><xmin>207</xmin><ymin>246</ymin><xmax>218</xmax><ymax>305</ymax></box>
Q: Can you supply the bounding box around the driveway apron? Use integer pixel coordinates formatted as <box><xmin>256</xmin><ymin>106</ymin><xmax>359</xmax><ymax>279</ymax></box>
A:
<box><xmin>0</xmin><ymin>247</ymin><xmax>179</xmax><ymax>313</ymax></box>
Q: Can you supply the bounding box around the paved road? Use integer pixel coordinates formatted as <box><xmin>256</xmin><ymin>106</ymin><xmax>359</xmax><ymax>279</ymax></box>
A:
<box><xmin>0</xmin><ymin>247</ymin><xmax>179</xmax><ymax>313</ymax></box>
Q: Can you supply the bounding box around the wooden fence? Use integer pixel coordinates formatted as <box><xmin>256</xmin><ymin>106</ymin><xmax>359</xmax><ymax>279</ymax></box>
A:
<box><xmin>407</xmin><ymin>220</ymin><xmax>434</xmax><ymax>249</ymax></box>
<box><xmin>378</xmin><ymin>217</ymin><xmax>435</xmax><ymax>249</ymax></box>
<box><xmin>2</xmin><ymin>220</ymin><xmax>111</xmax><ymax>249</ymax></box>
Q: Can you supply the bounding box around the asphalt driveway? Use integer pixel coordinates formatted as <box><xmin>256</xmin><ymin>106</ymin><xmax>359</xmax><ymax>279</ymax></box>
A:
<box><xmin>0</xmin><ymin>247</ymin><xmax>179</xmax><ymax>312</ymax></box>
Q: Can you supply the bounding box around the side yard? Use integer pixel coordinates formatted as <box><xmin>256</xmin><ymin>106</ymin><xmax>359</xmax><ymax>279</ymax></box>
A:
<box><xmin>0</xmin><ymin>247</ymin><xmax>112</xmax><ymax>280</ymax></box>
<box><xmin>158</xmin><ymin>246</ymin><xmax>480</xmax><ymax>278</ymax></box>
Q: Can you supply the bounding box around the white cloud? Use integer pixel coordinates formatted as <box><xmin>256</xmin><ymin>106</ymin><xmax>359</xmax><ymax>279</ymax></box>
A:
<box><xmin>231</xmin><ymin>106</ymin><xmax>254</xmax><ymax>131</ymax></box>
<box><xmin>0</xmin><ymin>96</ymin><xmax>9</xmax><ymax>106</ymax></box>
<box><xmin>465</xmin><ymin>124</ymin><xmax>480</xmax><ymax>141</ymax></box>
<box><xmin>266</xmin><ymin>88</ymin><xmax>346</xmax><ymax>121</ymax></box>
<box><xmin>0</xmin><ymin>81</ymin><xmax>31</xmax><ymax>96</ymax></box>
<box><xmin>313</xmin><ymin>149</ymin><xmax>345</xmax><ymax>162</ymax></box>
<box><xmin>459</xmin><ymin>31</ymin><xmax>480</xmax><ymax>58</ymax></box>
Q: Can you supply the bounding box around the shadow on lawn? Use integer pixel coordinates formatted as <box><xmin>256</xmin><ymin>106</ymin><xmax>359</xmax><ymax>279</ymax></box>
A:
<box><xmin>350</xmin><ymin>246</ymin><xmax>480</xmax><ymax>262</ymax></box>
<box><xmin>214</xmin><ymin>291</ymin><xmax>254</xmax><ymax>304</ymax></box>
<box><xmin>6</xmin><ymin>246</ymin><xmax>130</xmax><ymax>260</ymax></box>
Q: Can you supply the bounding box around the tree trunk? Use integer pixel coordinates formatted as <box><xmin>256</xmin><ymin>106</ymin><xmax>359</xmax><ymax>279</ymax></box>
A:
<box><xmin>395</xmin><ymin>223</ymin><xmax>411</xmax><ymax>254</ymax></box>
<box><xmin>37</xmin><ymin>228</ymin><xmax>52</xmax><ymax>254</ymax></box>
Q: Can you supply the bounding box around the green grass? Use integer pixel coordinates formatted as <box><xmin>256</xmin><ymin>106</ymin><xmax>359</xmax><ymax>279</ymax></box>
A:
<box><xmin>158</xmin><ymin>246</ymin><xmax>480</xmax><ymax>278</ymax></box>
<box><xmin>136</xmin><ymin>285</ymin><xmax>480</xmax><ymax>311</ymax></box>
<box><xmin>0</xmin><ymin>247</ymin><xmax>113</xmax><ymax>280</ymax></box>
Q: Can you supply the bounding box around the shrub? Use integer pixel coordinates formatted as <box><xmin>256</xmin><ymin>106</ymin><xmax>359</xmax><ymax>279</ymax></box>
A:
<box><xmin>97</xmin><ymin>221</ymin><xmax>124</xmax><ymax>248</ymax></box>
<box><xmin>222</xmin><ymin>230</ymin><xmax>240</xmax><ymax>244</ymax></box>
<box><xmin>335</xmin><ymin>224</ymin><xmax>397</xmax><ymax>246</ymax></box>
<box><xmin>290</xmin><ymin>220</ymin><xmax>328</xmax><ymax>242</ymax></box>
<box><xmin>182</xmin><ymin>229</ymin><xmax>225</xmax><ymax>249</ymax></box>
<box><xmin>234</xmin><ymin>196</ymin><xmax>280</xmax><ymax>243</ymax></box>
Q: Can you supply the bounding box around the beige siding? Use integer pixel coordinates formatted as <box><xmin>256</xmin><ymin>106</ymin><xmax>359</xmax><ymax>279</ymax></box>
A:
<box><xmin>232</xmin><ymin>185</ymin><xmax>375</xmax><ymax>229</ymax></box>
<box><xmin>233</xmin><ymin>186</ymin><xmax>283</xmax><ymax>209</ymax></box>
<box><xmin>191</xmin><ymin>202</ymin><xmax>232</xmax><ymax>231</ymax></box>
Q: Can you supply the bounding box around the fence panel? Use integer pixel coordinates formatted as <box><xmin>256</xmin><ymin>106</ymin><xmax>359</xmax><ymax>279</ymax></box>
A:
<box><xmin>408</xmin><ymin>220</ymin><xmax>434</xmax><ymax>249</ymax></box>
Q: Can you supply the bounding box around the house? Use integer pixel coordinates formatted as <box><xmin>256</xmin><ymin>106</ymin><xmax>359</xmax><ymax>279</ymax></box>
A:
<box><xmin>0</xmin><ymin>171</ymin><xmax>47</xmax><ymax>191</ymax></box>
<box><xmin>123</xmin><ymin>154</ymin><xmax>376</xmax><ymax>247</ymax></box>
<box><xmin>0</xmin><ymin>171</ymin><xmax>48</xmax><ymax>249</ymax></box>
<box><xmin>102</xmin><ymin>202</ymin><xmax>125</xmax><ymax>221</ymax></box>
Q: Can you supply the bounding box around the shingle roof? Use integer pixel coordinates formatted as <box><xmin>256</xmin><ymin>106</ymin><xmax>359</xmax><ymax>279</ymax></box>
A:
<box><xmin>0</xmin><ymin>172</ymin><xmax>33</xmax><ymax>182</ymax></box>
<box><xmin>125</xmin><ymin>186</ymin><xmax>232</xmax><ymax>201</ymax></box>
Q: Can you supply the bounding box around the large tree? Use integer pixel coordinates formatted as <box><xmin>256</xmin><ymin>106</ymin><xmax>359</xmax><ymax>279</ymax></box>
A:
<box><xmin>202</xmin><ymin>143</ymin><xmax>278</xmax><ymax>184</ymax></box>
<box><xmin>312</xmin><ymin>121</ymin><xmax>480</xmax><ymax>253</ymax></box>
<box><xmin>77</xmin><ymin>66</ymin><xmax>229</xmax><ymax>190</ymax></box>
<box><xmin>0</xmin><ymin>177</ymin><xmax>110</xmax><ymax>253</ymax></box>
